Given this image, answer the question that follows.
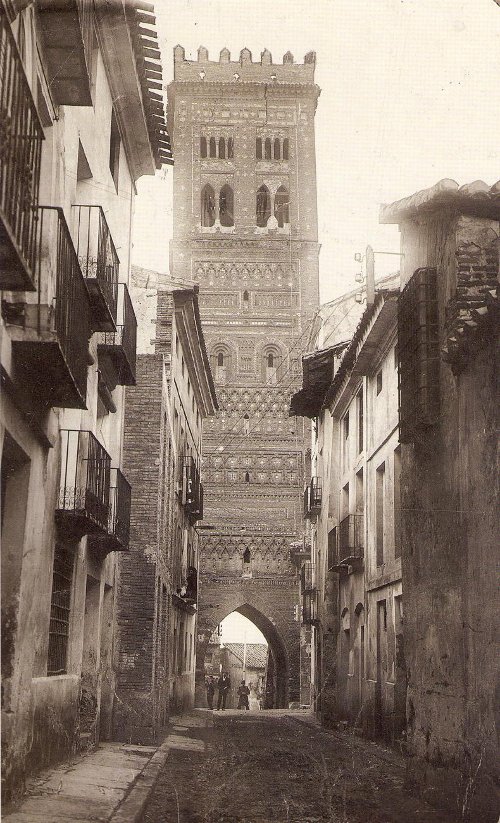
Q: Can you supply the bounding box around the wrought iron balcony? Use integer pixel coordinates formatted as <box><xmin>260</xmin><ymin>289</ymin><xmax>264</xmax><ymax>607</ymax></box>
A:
<box><xmin>8</xmin><ymin>207</ymin><xmax>92</xmax><ymax>409</ymax></box>
<box><xmin>304</xmin><ymin>476</ymin><xmax>322</xmax><ymax>518</ymax></box>
<box><xmin>182</xmin><ymin>456</ymin><xmax>203</xmax><ymax>521</ymax></box>
<box><xmin>300</xmin><ymin>560</ymin><xmax>315</xmax><ymax>592</ymax></box>
<box><xmin>37</xmin><ymin>0</ymin><xmax>93</xmax><ymax>106</ymax></box>
<box><xmin>97</xmin><ymin>283</ymin><xmax>137</xmax><ymax>390</ymax></box>
<box><xmin>56</xmin><ymin>430</ymin><xmax>111</xmax><ymax>539</ymax></box>
<box><xmin>302</xmin><ymin>589</ymin><xmax>318</xmax><ymax>625</ymax></box>
<box><xmin>90</xmin><ymin>467</ymin><xmax>131</xmax><ymax>552</ymax></box>
<box><xmin>331</xmin><ymin>514</ymin><xmax>364</xmax><ymax>571</ymax></box>
<box><xmin>0</xmin><ymin>14</ymin><xmax>44</xmax><ymax>291</ymax></box>
<box><xmin>72</xmin><ymin>206</ymin><xmax>119</xmax><ymax>331</ymax></box>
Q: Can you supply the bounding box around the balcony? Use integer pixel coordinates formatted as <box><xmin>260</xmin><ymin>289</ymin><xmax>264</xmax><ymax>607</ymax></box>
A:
<box><xmin>90</xmin><ymin>468</ymin><xmax>131</xmax><ymax>553</ymax></box>
<box><xmin>300</xmin><ymin>560</ymin><xmax>315</xmax><ymax>592</ymax></box>
<box><xmin>37</xmin><ymin>0</ymin><xmax>93</xmax><ymax>106</ymax></box>
<box><xmin>182</xmin><ymin>456</ymin><xmax>203</xmax><ymax>522</ymax></box>
<box><xmin>97</xmin><ymin>284</ymin><xmax>137</xmax><ymax>392</ymax></box>
<box><xmin>8</xmin><ymin>207</ymin><xmax>92</xmax><ymax>409</ymax></box>
<box><xmin>331</xmin><ymin>514</ymin><xmax>364</xmax><ymax>572</ymax></box>
<box><xmin>0</xmin><ymin>15</ymin><xmax>44</xmax><ymax>291</ymax></box>
<box><xmin>172</xmin><ymin>566</ymin><xmax>198</xmax><ymax>614</ymax></box>
<box><xmin>304</xmin><ymin>477</ymin><xmax>322</xmax><ymax>519</ymax></box>
<box><xmin>56</xmin><ymin>430</ymin><xmax>111</xmax><ymax>539</ymax></box>
<box><xmin>302</xmin><ymin>590</ymin><xmax>318</xmax><ymax>625</ymax></box>
<box><xmin>289</xmin><ymin>540</ymin><xmax>311</xmax><ymax>567</ymax></box>
<box><xmin>72</xmin><ymin>206</ymin><xmax>119</xmax><ymax>331</ymax></box>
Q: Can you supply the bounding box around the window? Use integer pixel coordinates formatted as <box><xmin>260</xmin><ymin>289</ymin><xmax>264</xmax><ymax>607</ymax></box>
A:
<box><xmin>256</xmin><ymin>137</ymin><xmax>262</xmax><ymax>159</ymax></box>
<box><xmin>217</xmin><ymin>352</ymin><xmax>224</xmax><ymax>367</ymax></box>
<box><xmin>342</xmin><ymin>411</ymin><xmax>349</xmax><ymax>468</ymax></box>
<box><xmin>201</xmin><ymin>184</ymin><xmax>216</xmax><ymax>227</ymax></box>
<box><xmin>47</xmin><ymin>545</ymin><xmax>74</xmax><ymax>675</ymax></box>
<box><xmin>243</xmin><ymin>413</ymin><xmax>250</xmax><ymax>435</ymax></box>
<box><xmin>242</xmin><ymin>290</ymin><xmax>249</xmax><ymax>309</ymax></box>
<box><xmin>394</xmin><ymin>447</ymin><xmax>402</xmax><ymax>559</ymax></box>
<box><xmin>256</xmin><ymin>185</ymin><xmax>271</xmax><ymax>227</ymax></box>
<box><xmin>376</xmin><ymin>462</ymin><xmax>385</xmax><ymax>565</ymax></box>
<box><xmin>245</xmin><ymin>471</ymin><xmax>250</xmax><ymax>482</ymax></box>
<box><xmin>274</xmin><ymin>137</ymin><xmax>281</xmax><ymax>160</ymax></box>
<box><xmin>218</xmin><ymin>137</ymin><xmax>225</xmax><ymax>159</ymax></box>
<box><xmin>200</xmin><ymin>136</ymin><xmax>207</xmax><ymax>158</ymax></box>
<box><xmin>267</xmin><ymin>353</ymin><xmax>274</xmax><ymax>368</ymax></box>
<box><xmin>274</xmin><ymin>185</ymin><xmax>289</xmax><ymax>227</ymax></box>
<box><xmin>357</xmin><ymin>389</ymin><xmax>363</xmax><ymax>454</ymax></box>
<box><xmin>227</xmin><ymin>137</ymin><xmax>234</xmax><ymax>158</ymax></box>
<box><xmin>282</xmin><ymin>137</ymin><xmax>289</xmax><ymax>160</ymax></box>
<box><xmin>265</xmin><ymin>351</ymin><xmax>278</xmax><ymax>384</ymax></box>
<box><xmin>209</xmin><ymin>136</ymin><xmax>216</xmax><ymax>158</ymax></box>
<box><xmin>355</xmin><ymin>468</ymin><xmax>364</xmax><ymax>514</ymax></box>
<box><xmin>376</xmin><ymin>370</ymin><xmax>383</xmax><ymax>395</ymax></box>
<box><xmin>398</xmin><ymin>267</ymin><xmax>440</xmax><ymax>443</ymax></box>
<box><xmin>264</xmin><ymin>137</ymin><xmax>272</xmax><ymax>160</ymax></box>
<box><xmin>109</xmin><ymin>109</ymin><xmax>120</xmax><ymax>191</ymax></box>
<box><xmin>219</xmin><ymin>184</ymin><xmax>234</xmax><ymax>227</ymax></box>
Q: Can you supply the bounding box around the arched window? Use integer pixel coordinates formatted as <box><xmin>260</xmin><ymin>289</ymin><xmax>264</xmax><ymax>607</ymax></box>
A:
<box><xmin>201</xmin><ymin>184</ymin><xmax>215</xmax><ymax>227</ymax></box>
<box><xmin>209</xmin><ymin>137</ymin><xmax>216</xmax><ymax>158</ymax></box>
<box><xmin>256</xmin><ymin>138</ymin><xmax>262</xmax><ymax>160</ymax></box>
<box><xmin>217</xmin><ymin>352</ymin><xmax>224</xmax><ymax>367</ymax></box>
<box><xmin>200</xmin><ymin>136</ymin><xmax>207</xmax><ymax>158</ymax></box>
<box><xmin>243</xmin><ymin>548</ymin><xmax>251</xmax><ymax>563</ymax></box>
<box><xmin>243</xmin><ymin>413</ymin><xmax>250</xmax><ymax>435</ymax></box>
<box><xmin>264</xmin><ymin>349</ymin><xmax>279</xmax><ymax>383</ymax></box>
<box><xmin>227</xmin><ymin>137</ymin><xmax>234</xmax><ymax>158</ymax></box>
<box><xmin>264</xmin><ymin>138</ymin><xmax>272</xmax><ymax>160</ymax></box>
<box><xmin>274</xmin><ymin>185</ymin><xmax>289</xmax><ymax>228</ymax></box>
<box><xmin>214</xmin><ymin>347</ymin><xmax>230</xmax><ymax>383</ymax></box>
<box><xmin>267</xmin><ymin>353</ymin><xmax>274</xmax><ymax>368</ymax></box>
<box><xmin>256</xmin><ymin>185</ymin><xmax>271</xmax><ymax>227</ymax></box>
<box><xmin>274</xmin><ymin>138</ymin><xmax>281</xmax><ymax>160</ymax></box>
<box><xmin>219</xmin><ymin>185</ymin><xmax>234</xmax><ymax>227</ymax></box>
<box><xmin>283</xmin><ymin>138</ymin><xmax>289</xmax><ymax>160</ymax></box>
<box><xmin>245</xmin><ymin>471</ymin><xmax>250</xmax><ymax>483</ymax></box>
<box><xmin>242</xmin><ymin>289</ymin><xmax>249</xmax><ymax>310</ymax></box>
<box><xmin>218</xmin><ymin>137</ymin><xmax>225</xmax><ymax>159</ymax></box>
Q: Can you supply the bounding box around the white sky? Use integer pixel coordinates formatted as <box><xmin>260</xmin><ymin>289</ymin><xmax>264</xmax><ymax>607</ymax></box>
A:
<box><xmin>219</xmin><ymin>612</ymin><xmax>268</xmax><ymax>645</ymax></box>
<box><xmin>132</xmin><ymin>0</ymin><xmax>500</xmax><ymax>302</ymax></box>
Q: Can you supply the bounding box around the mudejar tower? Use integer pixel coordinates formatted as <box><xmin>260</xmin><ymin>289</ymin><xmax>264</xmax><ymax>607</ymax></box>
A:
<box><xmin>168</xmin><ymin>46</ymin><xmax>320</xmax><ymax>706</ymax></box>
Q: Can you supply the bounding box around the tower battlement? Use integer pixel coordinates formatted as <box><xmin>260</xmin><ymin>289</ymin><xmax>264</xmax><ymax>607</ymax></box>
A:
<box><xmin>173</xmin><ymin>45</ymin><xmax>316</xmax><ymax>84</ymax></box>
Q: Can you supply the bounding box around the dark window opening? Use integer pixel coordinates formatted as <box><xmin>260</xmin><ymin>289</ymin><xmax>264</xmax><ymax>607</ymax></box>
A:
<box><xmin>209</xmin><ymin>136</ymin><xmax>216</xmax><ymax>158</ymax></box>
<box><xmin>243</xmin><ymin>289</ymin><xmax>249</xmax><ymax>302</ymax></box>
<box><xmin>201</xmin><ymin>184</ymin><xmax>216</xmax><ymax>227</ymax></box>
<box><xmin>264</xmin><ymin>137</ymin><xmax>272</xmax><ymax>160</ymax></box>
<box><xmin>245</xmin><ymin>471</ymin><xmax>250</xmax><ymax>483</ymax></box>
<box><xmin>219</xmin><ymin>184</ymin><xmax>234</xmax><ymax>227</ymax></box>
<box><xmin>243</xmin><ymin>548</ymin><xmax>251</xmax><ymax>563</ymax></box>
<box><xmin>256</xmin><ymin>185</ymin><xmax>271</xmax><ymax>227</ymax></box>
<box><xmin>109</xmin><ymin>109</ymin><xmax>120</xmax><ymax>191</ymax></box>
<box><xmin>274</xmin><ymin>137</ymin><xmax>281</xmax><ymax>160</ymax></box>
<box><xmin>274</xmin><ymin>185</ymin><xmax>289</xmax><ymax>227</ymax></box>
<box><xmin>47</xmin><ymin>545</ymin><xmax>75</xmax><ymax>676</ymax></box>
<box><xmin>227</xmin><ymin>137</ymin><xmax>234</xmax><ymax>158</ymax></box>
<box><xmin>218</xmin><ymin>137</ymin><xmax>225</xmax><ymax>159</ymax></box>
<box><xmin>200</xmin><ymin>135</ymin><xmax>207</xmax><ymax>158</ymax></box>
<box><xmin>217</xmin><ymin>352</ymin><xmax>224</xmax><ymax>367</ymax></box>
<box><xmin>256</xmin><ymin>137</ymin><xmax>262</xmax><ymax>159</ymax></box>
<box><xmin>283</xmin><ymin>138</ymin><xmax>289</xmax><ymax>160</ymax></box>
<box><xmin>267</xmin><ymin>353</ymin><xmax>274</xmax><ymax>368</ymax></box>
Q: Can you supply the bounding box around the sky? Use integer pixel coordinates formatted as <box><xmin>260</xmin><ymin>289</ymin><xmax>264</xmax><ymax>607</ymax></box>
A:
<box><xmin>219</xmin><ymin>612</ymin><xmax>267</xmax><ymax>645</ymax></box>
<box><xmin>132</xmin><ymin>0</ymin><xmax>500</xmax><ymax>302</ymax></box>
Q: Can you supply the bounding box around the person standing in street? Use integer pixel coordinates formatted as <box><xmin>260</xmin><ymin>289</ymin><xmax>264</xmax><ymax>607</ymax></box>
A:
<box><xmin>217</xmin><ymin>672</ymin><xmax>231</xmax><ymax>710</ymax></box>
<box><xmin>237</xmin><ymin>680</ymin><xmax>250</xmax><ymax>710</ymax></box>
<box><xmin>205</xmin><ymin>675</ymin><xmax>215</xmax><ymax>709</ymax></box>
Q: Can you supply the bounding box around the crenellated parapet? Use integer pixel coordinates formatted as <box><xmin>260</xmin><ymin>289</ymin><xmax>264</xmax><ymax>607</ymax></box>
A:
<box><xmin>173</xmin><ymin>44</ymin><xmax>316</xmax><ymax>85</ymax></box>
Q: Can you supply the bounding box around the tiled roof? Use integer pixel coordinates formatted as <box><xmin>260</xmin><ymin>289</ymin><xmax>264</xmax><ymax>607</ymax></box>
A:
<box><xmin>380</xmin><ymin>179</ymin><xmax>500</xmax><ymax>223</ymax></box>
<box><xmin>223</xmin><ymin>643</ymin><xmax>268</xmax><ymax>669</ymax></box>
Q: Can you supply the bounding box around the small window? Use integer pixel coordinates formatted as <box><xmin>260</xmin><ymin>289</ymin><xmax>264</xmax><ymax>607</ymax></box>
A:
<box><xmin>282</xmin><ymin>138</ymin><xmax>289</xmax><ymax>160</ymax></box>
<box><xmin>217</xmin><ymin>352</ymin><xmax>224</xmax><ymax>367</ymax></box>
<box><xmin>243</xmin><ymin>548</ymin><xmax>251</xmax><ymax>563</ymax></box>
<box><xmin>256</xmin><ymin>137</ymin><xmax>262</xmax><ymax>159</ymax></box>
<box><xmin>376</xmin><ymin>370</ymin><xmax>383</xmax><ymax>395</ymax></box>
<box><xmin>200</xmin><ymin>135</ymin><xmax>207</xmax><ymax>158</ymax></box>
<box><xmin>47</xmin><ymin>545</ymin><xmax>74</xmax><ymax>676</ymax></box>
<box><xmin>274</xmin><ymin>137</ymin><xmax>281</xmax><ymax>160</ymax></box>
<box><xmin>218</xmin><ymin>137</ymin><xmax>225</xmax><ymax>159</ymax></box>
<box><xmin>274</xmin><ymin>185</ymin><xmax>289</xmax><ymax>227</ymax></box>
<box><xmin>109</xmin><ymin>109</ymin><xmax>120</xmax><ymax>191</ymax></box>
<box><xmin>219</xmin><ymin>184</ymin><xmax>234</xmax><ymax>227</ymax></box>
<box><xmin>267</xmin><ymin>353</ymin><xmax>274</xmax><ymax>368</ymax></box>
<box><xmin>243</xmin><ymin>289</ymin><xmax>249</xmax><ymax>303</ymax></box>
<box><xmin>256</xmin><ymin>185</ymin><xmax>271</xmax><ymax>227</ymax></box>
<box><xmin>227</xmin><ymin>137</ymin><xmax>234</xmax><ymax>158</ymax></box>
<box><xmin>343</xmin><ymin>411</ymin><xmax>349</xmax><ymax>439</ymax></box>
<box><xmin>264</xmin><ymin>137</ymin><xmax>272</xmax><ymax>160</ymax></box>
<box><xmin>244</xmin><ymin>471</ymin><xmax>250</xmax><ymax>483</ymax></box>
<box><xmin>201</xmin><ymin>184</ymin><xmax>216</xmax><ymax>227</ymax></box>
<box><xmin>209</xmin><ymin>136</ymin><xmax>216</xmax><ymax>158</ymax></box>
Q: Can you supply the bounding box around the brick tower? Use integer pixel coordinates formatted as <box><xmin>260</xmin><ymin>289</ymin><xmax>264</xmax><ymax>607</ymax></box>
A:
<box><xmin>167</xmin><ymin>46</ymin><xmax>320</xmax><ymax>706</ymax></box>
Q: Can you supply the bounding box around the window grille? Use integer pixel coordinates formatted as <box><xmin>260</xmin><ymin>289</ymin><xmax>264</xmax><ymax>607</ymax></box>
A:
<box><xmin>398</xmin><ymin>267</ymin><xmax>440</xmax><ymax>442</ymax></box>
<box><xmin>47</xmin><ymin>545</ymin><xmax>74</xmax><ymax>675</ymax></box>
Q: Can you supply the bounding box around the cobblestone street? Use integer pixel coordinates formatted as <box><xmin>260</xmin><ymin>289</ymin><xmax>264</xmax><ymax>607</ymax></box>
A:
<box><xmin>141</xmin><ymin>711</ymin><xmax>460</xmax><ymax>823</ymax></box>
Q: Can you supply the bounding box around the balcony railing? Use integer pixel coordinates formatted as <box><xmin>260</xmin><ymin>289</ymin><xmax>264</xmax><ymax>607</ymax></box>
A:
<box><xmin>97</xmin><ymin>283</ymin><xmax>137</xmax><ymax>389</ymax></box>
<box><xmin>182</xmin><ymin>456</ymin><xmax>203</xmax><ymax>521</ymax></box>
<box><xmin>9</xmin><ymin>207</ymin><xmax>91</xmax><ymax>409</ymax></box>
<box><xmin>0</xmin><ymin>14</ymin><xmax>44</xmax><ymax>290</ymax></box>
<box><xmin>337</xmin><ymin>513</ymin><xmax>364</xmax><ymax>566</ymax></box>
<box><xmin>300</xmin><ymin>560</ymin><xmax>315</xmax><ymax>592</ymax></box>
<box><xmin>37</xmin><ymin>0</ymin><xmax>93</xmax><ymax>106</ymax></box>
<box><xmin>72</xmin><ymin>206</ymin><xmax>119</xmax><ymax>331</ymax></box>
<box><xmin>304</xmin><ymin>477</ymin><xmax>322</xmax><ymax>518</ymax></box>
<box><xmin>56</xmin><ymin>430</ymin><xmax>111</xmax><ymax>538</ymax></box>
<box><xmin>302</xmin><ymin>589</ymin><xmax>318</xmax><ymax>625</ymax></box>
<box><xmin>90</xmin><ymin>467</ymin><xmax>131</xmax><ymax>552</ymax></box>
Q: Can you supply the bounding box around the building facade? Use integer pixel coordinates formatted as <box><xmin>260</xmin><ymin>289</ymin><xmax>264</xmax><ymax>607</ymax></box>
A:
<box><xmin>112</xmin><ymin>273</ymin><xmax>217</xmax><ymax>743</ymax></box>
<box><xmin>380</xmin><ymin>179</ymin><xmax>499</xmax><ymax>821</ymax></box>
<box><xmin>167</xmin><ymin>46</ymin><xmax>321</xmax><ymax>707</ymax></box>
<box><xmin>1</xmin><ymin>0</ymin><xmax>170</xmax><ymax>800</ymax></box>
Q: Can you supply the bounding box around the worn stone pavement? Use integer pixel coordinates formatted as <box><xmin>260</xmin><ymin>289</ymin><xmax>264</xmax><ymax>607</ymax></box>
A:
<box><xmin>3</xmin><ymin>710</ymin><xmax>463</xmax><ymax>823</ymax></box>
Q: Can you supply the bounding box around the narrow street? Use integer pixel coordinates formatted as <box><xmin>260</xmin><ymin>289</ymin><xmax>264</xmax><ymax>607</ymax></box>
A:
<box><xmin>141</xmin><ymin>711</ymin><xmax>459</xmax><ymax>823</ymax></box>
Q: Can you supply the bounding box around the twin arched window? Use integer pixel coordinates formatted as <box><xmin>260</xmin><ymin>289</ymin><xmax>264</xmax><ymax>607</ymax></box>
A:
<box><xmin>256</xmin><ymin>185</ymin><xmax>289</xmax><ymax>228</ymax></box>
<box><xmin>256</xmin><ymin>136</ymin><xmax>289</xmax><ymax>161</ymax></box>
<box><xmin>201</xmin><ymin>135</ymin><xmax>234</xmax><ymax>159</ymax></box>
<box><xmin>201</xmin><ymin>184</ymin><xmax>234</xmax><ymax>227</ymax></box>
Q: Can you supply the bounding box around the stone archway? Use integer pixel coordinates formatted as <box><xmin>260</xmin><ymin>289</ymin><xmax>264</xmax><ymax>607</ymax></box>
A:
<box><xmin>195</xmin><ymin>601</ymin><xmax>291</xmax><ymax>710</ymax></box>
